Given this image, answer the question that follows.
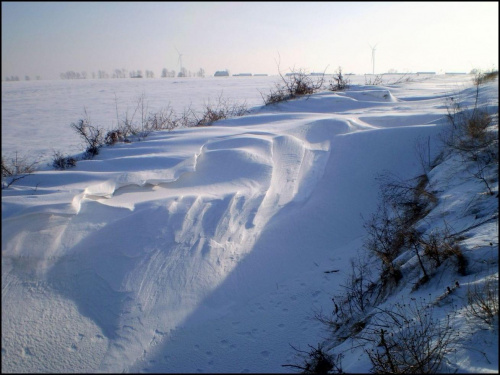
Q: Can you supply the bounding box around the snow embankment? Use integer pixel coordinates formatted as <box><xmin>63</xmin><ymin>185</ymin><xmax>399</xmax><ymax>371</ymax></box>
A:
<box><xmin>3</xmin><ymin>76</ymin><xmax>492</xmax><ymax>373</ymax></box>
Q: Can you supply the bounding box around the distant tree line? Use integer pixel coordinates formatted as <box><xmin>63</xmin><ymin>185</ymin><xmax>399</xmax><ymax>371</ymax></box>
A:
<box><xmin>60</xmin><ymin>71</ymin><xmax>88</xmax><ymax>80</ymax></box>
<box><xmin>5</xmin><ymin>76</ymin><xmax>21</xmax><ymax>81</ymax></box>
<box><xmin>58</xmin><ymin>67</ymin><xmax>206</xmax><ymax>80</ymax></box>
<box><xmin>4</xmin><ymin>75</ymin><xmax>41</xmax><ymax>81</ymax></box>
<box><xmin>162</xmin><ymin>67</ymin><xmax>206</xmax><ymax>78</ymax></box>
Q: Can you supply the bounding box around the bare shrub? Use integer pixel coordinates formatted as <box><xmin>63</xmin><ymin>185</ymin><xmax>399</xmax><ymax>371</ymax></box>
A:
<box><xmin>442</xmin><ymin>81</ymin><xmax>498</xmax><ymax>195</ymax></box>
<box><xmin>333</xmin><ymin>254</ymin><xmax>378</xmax><ymax>332</ymax></box>
<box><xmin>193</xmin><ymin>93</ymin><xmax>249</xmax><ymax>127</ymax></box>
<box><xmin>420</xmin><ymin>227</ymin><xmax>467</xmax><ymax>276</ymax></box>
<box><xmin>147</xmin><ymin>105</ymin><xmax>178</xmax><ymax>131</ymax></box>
<box><xmin>262</xmin><ymin>61</ymin><xmax>326</xmax><ymax>105</ymax></box>
<box><xmin>282</xmin><ymin>343</ymin><xmax>343</xmax><ymax>374</ymax></box>
<box><xmin>104</xmin><ymin>129</ymin><xmax>125</xmax><ymax>145</ymax></box>
<box><xmin>363</xmin><ymin>202</ymin><xmax>405</xmax><ymax>286</ymax></box>
<box><xmin>473</xmin><ymin>69</ymin><xmax>499</xmax><ymax>85</ymax></box>
<box><xmin>136</xmin><ymin>92</ymin><xmax>151</xmax><ymax>138</ymax></box>
<box><xmin>405</xmin><ymin>228</ymin><xmax>431</xmax><ymax>284</ymax></box>
<box><xmin>262</xmin><ymin>87</ymin><xmax>289</xmax><ymax>105</ymax></box>
<box><xmin>363</xmin><ymin>297</ymin><xmax>459</xmax><ymax>374</ymax></box>
<box><xmin>365</xmin><ymin>74</ymin><xmax>383</xmax><ymax>86</ymax></box>
<box><xmin>70</xmin><ymin>108</ymin><xmax>105</xmax><ymax>159</ymax></box>
<box><xmin>2</xmin><ymin>152</ymin><xmax>38</xmax><ymax>177</ymax></box>
<box><xmin>111</xmin><ymin>93</ymin><xmax>180</xmax><ymax>140</ymax></box>
<box><xmin>1</xmin><ymin>152</ymin><xmax>38</xmax><ymax>188</ymax></box>
<box><xmin>52</xmin><ymin>150</ymin><xmax>77</xmax><ymax>170</ymax></box>
<box><xmin>444</xmin><ymin>79</ymin><xmax>496</xmax><ymax>153</ymax></box>
<box><xmin>446</xmin><ymin>105</ymin><xmax>495</xmax><ymax>153</ymax></box>
<box><xmin>115</xmin><ymin>95</ymin><xmax>144</xmax><ymax>140</ymax></box>
<box><xmin>117</xmin><ymin>92</ymin><xmax>154</xmax><ymax>140</ymax></box>
<box><xmin>377</xmin><ymin>172</ymin><xmax>437</xmax><ymax>228</ymax></box>
<box><xmin>465</xmin><ymin>276</ymin><xmax>499</xmax><ymax>326</ymax></box>
<box><xmin>414</xmin><ymin>136</ymin><xmax>434</xmax><ymax>174</ymax></box>
<box><xmin>329</xmin><ymin>67</ymin><xmax>350</xmax><ymax>91</ymax></box>
<box><xmin>389</xmin><ymin>73</ymin><xmax>414</xmax><ymax>85</ymax></box>
<box><xmin>367</xmin><ymin>170</ymin><xmax>468</xmax><ymax>291</ymax></box>
<box><xmin>176</xmin><ymin>105</ymin><xmax>197</xmax><ymax>128</ymax></box>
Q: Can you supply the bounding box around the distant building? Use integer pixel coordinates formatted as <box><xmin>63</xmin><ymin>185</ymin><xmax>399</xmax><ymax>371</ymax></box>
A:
<box><xmin>233</xmin><ymin>73</ymin><xmax>252</xmax><ymax>76</ymax></box>
<box><xmin>214</xmin><ymin>70</ymin><xmax>229</xmax><ymax>77</ymax></box>
<box><xmin>253</xmin><ymin>74</ymin><xmax>268</xmax><ymax>76</ymax></box>
<box><xmin>382</xmin><ymin>72</ymin><xmax>414</xmax><ymax>75</ymax></box>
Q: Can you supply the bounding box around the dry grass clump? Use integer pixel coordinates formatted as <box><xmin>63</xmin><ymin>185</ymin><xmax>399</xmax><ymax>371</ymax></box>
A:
<box><xmin>262</xmin><ymin>67</ymin><xmax>325</xmax><ymax>105</ymax></box>
<box><xmin>364</xmin><ymin>297</ymin><xmax>459</xmax><ymax>374</ymax></box>
<box><xmin>465</xmin><ymin>276</ymin><xmax>499</xmax><ymax>326</ymax></box>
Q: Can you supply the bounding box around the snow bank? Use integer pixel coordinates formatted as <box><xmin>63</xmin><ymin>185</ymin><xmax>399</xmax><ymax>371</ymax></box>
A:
<box><xmin>2</xmin><ymin>74</ymin><xmax>497</xmax><ymax>373</ymax></box>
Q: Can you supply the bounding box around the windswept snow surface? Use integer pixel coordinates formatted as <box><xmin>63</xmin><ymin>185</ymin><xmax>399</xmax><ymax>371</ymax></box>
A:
<box><xmin>2</xmin><ymin>75</ymin><xmax>498</xmax><ymax>373</ymax></box>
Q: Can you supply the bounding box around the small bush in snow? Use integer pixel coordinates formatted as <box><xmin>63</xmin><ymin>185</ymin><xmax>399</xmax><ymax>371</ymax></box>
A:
<box><xmin>193</xmin><ymin>93</ymin><xmax>249</xmax><ymax>127</ymax></box>
<box><xmin>52</xmin><ymin>151</ymin><xmax>77</xmax><ymax>170</ymax></box>
<box><xmin>282</xmin><ymin>343</ymin><xmax>343</xmax><ymax>374</ymax></box>
<box><xmin>2</xmin><ymin>152</ymin><xmax>38</xmax><ymax>177</ymax></box>
<box><xmin>443</xmin><ymin>79</ymin><xmax>498</xmax><ymax>195</ymax></box>
<box><xmin>104</xmin><ymin>129</ymin><xmax>126</xmax><ymax>145</ymax></box>
<box><xmin>420</xmin><ymin>228</ymin><xmax>467</xmax><ymax>276</ymax></box>
<box><xmin>315</xmin><ymin>253</ymin><xmax>378</xmax><ymax>340</ymax></box>
<box><xmin>377</xmin><ymin>172</ymin><xmax>437</xmax><ymax>228</ymax></box>
<box><xmin>262</xmin><ymin>67</ymin><xmax>325</xmax><ymax>105</ymax></box>
<box><xmin>329</xmin><ymin>67</ymin><xmax>350</xmax><ymax>91</ymax></box>
<box><xmin>364</xmin><ymin>297</ymin><xmax>458</xmax><ymax>374</ymax></box>
<box><xmin>465</xmin><ymin>276</ymin><xmax>499</xmax><ymax>326</ymax></box>
<box><xmin>1</xmin><ymin>152</ymin><xmax>38</xmax><ymax>188</ymax></box>
<box><xmin>472</xmin><ymin>69</ymin><xmax>498</xmax><ymax>85</ymax></box>
<box><xmin>363</xmin><ymin>203</ymin><xmax>405</xmax><ymax>286</ymax></box>
<box><xmin>70</xmin><ymin>109</ymin><xmax>105</xmax><ymax>159</ymax></box>
<box><xmin>365</xmin><ymin>74</ymin><xmax>383</xmax><ymax>86</ymax></box>
<box><xmin>112</xmin><ymin>93</ymin><xmax>175</xmax><ymax>141</ymax></box>
<box><xmin>147</xmin><ymin>106</ymin><xmax>179</xmax><ymax>131</ymax></box>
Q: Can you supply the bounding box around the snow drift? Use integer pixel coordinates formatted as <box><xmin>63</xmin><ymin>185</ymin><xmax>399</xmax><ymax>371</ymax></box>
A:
<box><xmin>2</xmin><ymin>74</ymin><xmax>498</xmax><ymax>373</ymax></box>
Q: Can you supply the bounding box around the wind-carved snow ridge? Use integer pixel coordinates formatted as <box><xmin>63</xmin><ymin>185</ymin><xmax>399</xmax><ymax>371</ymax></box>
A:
<box><xmin>71</xmin><ymin>153</ymin><xmax>201</xmax><ymax>213</ymax></box>
<box><xmin>339</xmin><ymin>88</ymin><xmax>399</xmax><ymax>102</ymax></box>
<box><xmin>38</xmin><ymin>126</ymin><xmax>333</xmax><ymax>372</ymax></box>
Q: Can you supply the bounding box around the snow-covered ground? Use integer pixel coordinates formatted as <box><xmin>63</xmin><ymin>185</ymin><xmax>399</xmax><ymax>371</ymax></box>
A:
<box><xmin>2</xmin><ymin>74</ymin><xmax>498</xmax><ymax>373</ymax></box>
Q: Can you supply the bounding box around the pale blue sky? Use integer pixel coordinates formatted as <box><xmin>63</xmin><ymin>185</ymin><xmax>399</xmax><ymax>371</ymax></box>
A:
<box><xmin>2</xmin><ymin>1</ymin><xmax>498</xmax><ymax>80</ymax></box>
